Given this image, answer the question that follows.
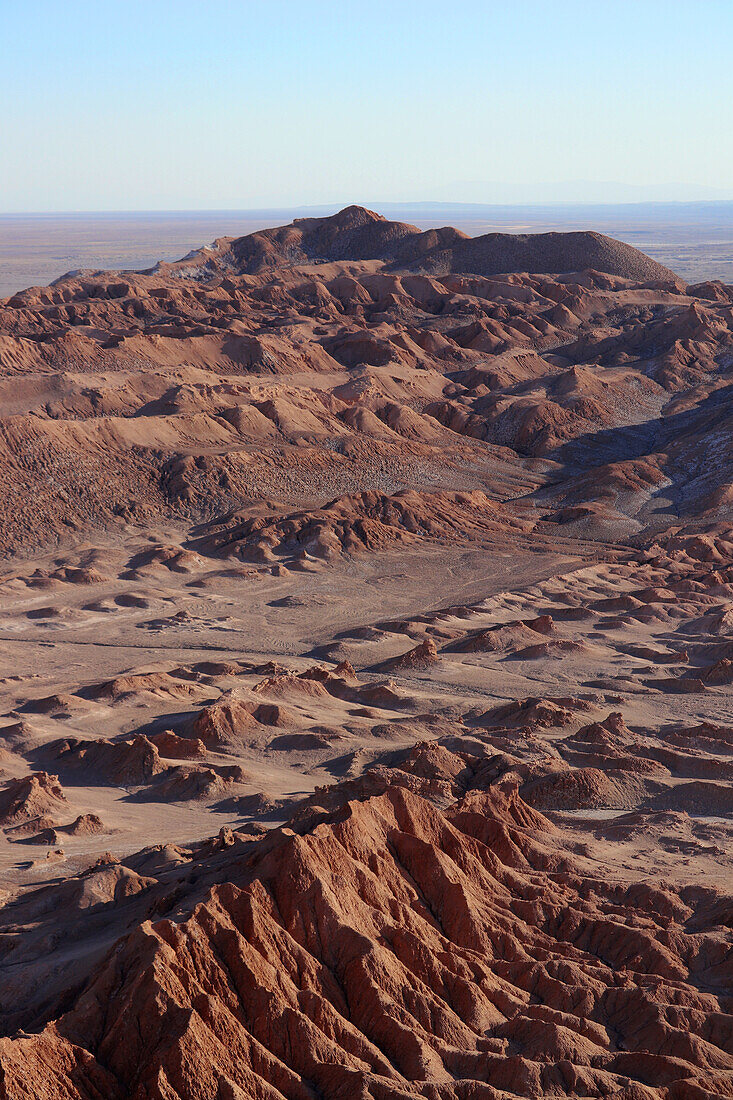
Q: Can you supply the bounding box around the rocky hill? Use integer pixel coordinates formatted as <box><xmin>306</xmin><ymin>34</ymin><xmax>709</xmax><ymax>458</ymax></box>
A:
<box><xmin>153</xmin><ymin>204</ymin><xmax>677</xmax><ymax>282</ymax></box>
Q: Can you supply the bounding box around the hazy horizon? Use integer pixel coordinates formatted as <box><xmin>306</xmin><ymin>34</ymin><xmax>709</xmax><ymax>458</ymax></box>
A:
<box><xmin>3</xmin><ymin>197</ymin><xmax>733</xmax><ymax>217</ymax></box>
<box><xmin>3</xmin><ymin>200</ymin><xmax>733</xmax><ymax>298</ymax></box>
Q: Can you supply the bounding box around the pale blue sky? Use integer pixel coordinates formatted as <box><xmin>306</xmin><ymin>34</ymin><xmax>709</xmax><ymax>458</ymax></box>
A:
<box><xmin>2</xmin><ymin>0</ymin><xmax>732</xmax><ymax>211</ymax></box>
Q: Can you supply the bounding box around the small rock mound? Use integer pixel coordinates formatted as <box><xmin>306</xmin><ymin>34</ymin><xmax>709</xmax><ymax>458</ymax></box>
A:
<box><xmin>376</xmin><ymin>637</ymin><xmax>440</xmax><ymax>672</ymax></box>
<box><xmin>54</xmin><ymin>736</ymin><xmax>164</xmax><ymax>786</ymax></box>
<box><xmin>186</xmin><ymin>692</ymin><xmax>262</xmax><ymax>748</ymax></box>
<box><xmin>0</xmin><ymin>772</ymin><xmax>67</xmax><ymax>827</ymax></box>
<box><xmin>478</xmin><ymin>695</ymin><xmax>595</xmax><ymax>730</ymax></box>
<box><xmin>522</xmin><ymin>766</ymin><xmax>647</xmax><ymax>811</ymax></box>
<box><xmin>149</xmin><ymin>730</ymin><xmax>207</xmax><ymax>759</ymax></box>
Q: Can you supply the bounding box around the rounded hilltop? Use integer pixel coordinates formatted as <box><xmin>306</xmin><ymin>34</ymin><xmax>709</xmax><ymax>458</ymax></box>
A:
<box><xmin>152</xmin><ymin>204</ymin><xmax>677</xmax><ymax>282</ymax></box>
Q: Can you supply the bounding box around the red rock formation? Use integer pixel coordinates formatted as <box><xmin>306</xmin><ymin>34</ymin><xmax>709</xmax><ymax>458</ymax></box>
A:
<box><xmin>376</xmin><ymin>637</ymin><xmax>440</xmax><ymax>672</ymax></box>
<box><xmin>0</xmin><ymin>771</ymin><xmax>67</xmax><ymax>826</ymax></box>
<box><xmin>1</xmin><ymin>785</ymin><xmax>730</xmax><ymax>1098</ymax></box>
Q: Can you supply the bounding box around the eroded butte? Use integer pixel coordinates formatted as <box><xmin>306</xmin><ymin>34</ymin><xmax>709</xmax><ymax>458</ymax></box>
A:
<box><xmin>0</xmin><ymin>206</ymin><xmax>731</xmax><ymax>1099</ymax></box>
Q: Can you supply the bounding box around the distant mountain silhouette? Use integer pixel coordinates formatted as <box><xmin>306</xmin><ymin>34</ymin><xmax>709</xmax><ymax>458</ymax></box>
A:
<box><xmin>156</xmin><ymin>204</ymin><xmax>677</xmax><ymax>282</ymax></box>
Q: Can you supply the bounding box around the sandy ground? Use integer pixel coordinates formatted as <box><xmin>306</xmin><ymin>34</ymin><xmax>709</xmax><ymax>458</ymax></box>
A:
<box><xmin>1</xmin><ymin>525</ymin><xmax>730</xmax><ymax>903</ymax></box>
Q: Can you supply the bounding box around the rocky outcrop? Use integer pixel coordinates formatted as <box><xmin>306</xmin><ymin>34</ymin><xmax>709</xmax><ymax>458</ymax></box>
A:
<box><xmin>0</xmin><ymin>771</ymin><xmax>67</xmax><ymax>826</ymax></box>
<box><xmin>0</xmin><ymin>784</ymin><xmax>730</xmax><ymax>1099</ymax></box>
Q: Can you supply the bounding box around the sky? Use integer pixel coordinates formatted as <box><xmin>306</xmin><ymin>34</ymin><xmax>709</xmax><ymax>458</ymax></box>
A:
<box><xmin>2</xmin><ymin>0</ymin><xmax>733</xmax><ymax>212</ymax></box>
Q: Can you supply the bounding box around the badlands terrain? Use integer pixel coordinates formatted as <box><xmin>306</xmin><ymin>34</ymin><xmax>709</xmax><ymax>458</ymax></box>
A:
<box><xmin>0</xmin><ymin>205</ymin><xmax>731</xmax><ymax>1098</ymax></box>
